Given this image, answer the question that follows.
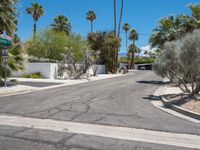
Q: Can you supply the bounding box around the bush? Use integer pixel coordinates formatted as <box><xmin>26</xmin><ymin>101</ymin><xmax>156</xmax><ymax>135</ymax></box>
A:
<box><xmin>118</xmin><ymin>57</ymin><xmax>155</xmax><ymax>64</ymax></box>
<box><xmin>21</xmin><ymin>72</ymin><xmax>44</xmax><ymax>79</ymax></box>
<box><xmin>135</xmin><ymin>58</ymin><xmax>155</xmax><ymax>64</ymax></box>
<box><xmin>26</xmin><ymin>29</ymin><xmax>67</xmax><ymax>62</ymax></box>
<box><xmin>154</xmin><ymin>30</ymin><xmax>200</xmax><ymax>96</ymax></box>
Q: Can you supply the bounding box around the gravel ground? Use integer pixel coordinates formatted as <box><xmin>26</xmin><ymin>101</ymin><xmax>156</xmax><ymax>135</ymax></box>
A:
<box><xmin>163</xmin><ymin>84</ymin><xmax>200</xmax><ymax>114</ymax></box>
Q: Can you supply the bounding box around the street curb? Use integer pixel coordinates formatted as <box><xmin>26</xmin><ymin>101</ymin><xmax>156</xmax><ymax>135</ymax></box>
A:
<box><xmin>161</xmin><ymin>97</ymin><xmax>200</xmax><ymax>120</ymax></box>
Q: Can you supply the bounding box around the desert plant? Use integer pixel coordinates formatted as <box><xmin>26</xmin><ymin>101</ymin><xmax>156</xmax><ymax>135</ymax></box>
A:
<box><xmin>154</xmin><ymin>30</ymin><xmax>200</xmax><ymax>96</ymax></box>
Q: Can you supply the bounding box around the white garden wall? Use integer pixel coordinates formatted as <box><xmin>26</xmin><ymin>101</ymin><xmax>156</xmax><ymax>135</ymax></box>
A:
<box><xmin>12</xmin><ymin>63</ymin><xmax>105</xmax><ymax>79</ymax></box>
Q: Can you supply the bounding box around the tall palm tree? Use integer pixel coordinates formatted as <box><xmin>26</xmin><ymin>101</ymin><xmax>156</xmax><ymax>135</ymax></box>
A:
<box><xmin>129</xmin><ymin>29</ymin><xmax>138</xmax><ymax>69</ymax></box>
<box><xmin>122</xmin><ymin>23</ymin><xmax>131</xmax><ymax>53</ymax></box>
<box><xmin>26</xmin><ymin>3</ymin><xmax>44</xmax><ymax>40</ymax></box>
<box><xmin>114</xmin><ymin>0</ymin><xmax>117</xmax><ymax>37</ymax></box>
<box><xmin>117</xmin><ymin>0</ymin><xmax>124</xmax><ymax>37</ymax></box>
<box><xmin>112</xmin><ymin>0</ymin><xmax>124</xmax><ymax>73</ymax></box>
<box><xmin>0</xmin><ymin>0</ymin><xmax>19</xmax><ymax>36</ymax></box>
<box><xmin>86</xmin><ymin>10</ymin><xmax>96</xmax><ymax>33</ymax></box>
<box><xmin>51</xmin><ymin>15</ymin><xmax>71</xmax><ymax>36</ymax></box>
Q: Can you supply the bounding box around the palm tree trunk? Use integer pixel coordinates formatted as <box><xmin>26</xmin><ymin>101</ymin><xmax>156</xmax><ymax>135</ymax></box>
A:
<box><xmin>126</xmin><ymin>31</ymin><xmax>128</xmax><ymax>53</ymax></box>
<box><xmin>91</xmin><ymin>21</ymin><xmax>93</xmax><ymax>33</ymax></box>
<box><xmin>130</xmin><ymin>52</ymin><xmax>135</xmax><ymax>69</ymax></box>
<box><xmin>33</xmin><ymin>20</ymin><xmax>37</xmax><ymax>40</ymax></box>
<box><xmin>114</xmin><ymin>0</ymin><xmax>116</xmax><ymax>36</ymax></box>
<box><xmin>117</xmin><ymin>0</ymin><xmax>124</xmax><ymax>38</ymax></box>
<box><xmin>112</xmin><ymin>0</ymin><xmax>117</xmax><ymax>73</ymax></box>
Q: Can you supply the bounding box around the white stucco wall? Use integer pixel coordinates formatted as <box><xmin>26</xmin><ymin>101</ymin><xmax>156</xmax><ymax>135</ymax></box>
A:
<box><xmin>96</xmin><ymin>65</ymin><xmax>106</xmax><ymax>74</ymax></box>
<box><xmin>12</xmin><ymin>63</ymin><xmax>106</xmax><ymax>79</ymax></box>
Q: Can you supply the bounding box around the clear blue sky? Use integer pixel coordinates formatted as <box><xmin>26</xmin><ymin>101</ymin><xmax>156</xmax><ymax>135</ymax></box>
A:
<box><xmin>17</xmin><ymin>0</ymin><xmax>200</xmax><ymax>53</ymax></box>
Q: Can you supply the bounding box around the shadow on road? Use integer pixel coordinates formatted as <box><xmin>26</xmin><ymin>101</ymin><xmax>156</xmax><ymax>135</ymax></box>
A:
<box><xmin>143</xmin><ymin>95</ymin><xmax>161</xmax><ymax>101</ymax></box>
<box><xmin>136</xmin><ymin>80</ymin><xmax>167</xmax><ymax>85</ymax></box>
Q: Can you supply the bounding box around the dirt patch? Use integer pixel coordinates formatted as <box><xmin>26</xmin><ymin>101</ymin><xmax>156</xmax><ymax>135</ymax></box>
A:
<box><xmin>164</xmin><ymin>94</ymin><xmax>200</xmax><ymax>114</ymax></box>
<box><xmin>181</xmin><ymin>100</ymin><xmax>200</xmax><ymax>114</ymax></box>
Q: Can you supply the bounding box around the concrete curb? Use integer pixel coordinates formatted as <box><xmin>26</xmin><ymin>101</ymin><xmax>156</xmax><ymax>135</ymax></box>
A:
<box><xmin>161</xmin><ymin>97</ymin><xmax>200</xmax><ymax>120</ymax></box>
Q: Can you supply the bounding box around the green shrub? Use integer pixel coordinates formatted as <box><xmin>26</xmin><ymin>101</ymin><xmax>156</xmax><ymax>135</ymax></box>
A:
<box><xmin>119</xmin><ymin>57</ymin><xmax>155</xmax><ymax>64</ymax></box>
<box><xmin>10</xmin><ymin>79</ymin><xmax>18</xmax><ymax>82</ymax></box>
<box><xmin>21</xmin><ymin>72</ymin><xmax>44</xmax><ymax>79</ymax></box>
<box><xmin>135</xmin><ymin>58</ymin><xmax>155</xmax><ymax>64</ymax></box>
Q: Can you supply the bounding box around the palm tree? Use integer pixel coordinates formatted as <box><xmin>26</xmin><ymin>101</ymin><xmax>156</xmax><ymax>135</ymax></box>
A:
<box><xmin>86</xmin><ymin>10</ymin><xmax>96</xmax><ymax>33</ymax></box>
<box><xmin>129</xmin><ymin>29</ymin><xmax>138</xmax><ymax>69</ymax></box>
<box><xmin>112</xmin><ymin>0</ymin><xmax>124</xmax><ymax>73</ymax></box>
<box><xmin>26</xmin><ymin>3</ymin><xmax>44</xmax><ymax>40</ymax></box>
<box><xmin>149</xmin><ymin>16</ymin><xmax>182</xmax><ymax>49</ymax></box>
<box><xmin>122</xmin><ymin>23</ymin><xmax>131</xmax><ymax>53</ymax></box>
<box><xmin>51</xmin><ymin>15</ymin><xmax>71</xmax><ymax>35</ymax></box>
<box><xmin>0</xmin><ymin>34</ymin><xmax>24</xmax><ymax>84</ymax></box>
<box><xmin>114</xmin><ymin>0</ymin><xmax>117</xmax><ymax>37</ymax></box>
<box><xmin>0</xmin><ymin>0</ymin><xmax>19</xmax><ymax>36</ymax></box>
<box><xmin>117</xmin><ymin>0</ymin><xmax>124</xmax><ymax>37</ymax></box>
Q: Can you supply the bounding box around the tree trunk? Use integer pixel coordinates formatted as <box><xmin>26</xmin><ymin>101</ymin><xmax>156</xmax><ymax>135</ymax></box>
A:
<box><xmin>114</xmin><ymin>0</ymin><xmax>116</xmax><ymax>36</ymax></box>
<box><xmin>91</xmin><ymin>21</ymin><xmax>93</xmax><ymax>33</ymax></box>
<box><xmin>130</xmin><ymin>52</ymin><xmax>135</xmax><ymax>69</ymax></box>
<box><xmin>112</xmin><ymin>0</ymin><xmax>117</xmax><ymax>74</ymax></box>
<box><xmin>33</xmin><ymin>20</ymin><xmax>37</xmax><ymax>40</ymax></box>
<box><xmin>192</xmin><ymin>82</ymin><xmax>200</xmax><ymax>95</ymax></box>
<box><xmin>117</xmin><ymin>0</ymin><xmax>124</xmax><ymax>38</ymax></box>
<box><xmin>126</xmin><ymin>31</ymin><xmax>128</xmax><ymax>53</ymax></box>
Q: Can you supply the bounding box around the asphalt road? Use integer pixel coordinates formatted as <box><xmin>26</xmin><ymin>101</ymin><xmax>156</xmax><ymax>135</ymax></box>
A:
<box><xmin>0</xmin><ymin>71</ymin><xmax>199</xmax><ymax>150</ymax></box>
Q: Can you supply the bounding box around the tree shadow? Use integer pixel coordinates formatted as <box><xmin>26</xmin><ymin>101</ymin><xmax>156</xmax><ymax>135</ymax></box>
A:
<box><xmin>143</xmin><ymin>94</ymin><xmax>161</xmax><ymax>101</ymax></box>
<box><xmin>162</xmin><ymin>93</ymin><xmax>192</xmax><ymax>106</ymax></box>
<box><xmin>0</xmin><ymin>83</ymin><xmax>15</xmax><ymax>87</ymax></box>
<box><xmin>136</xmin><ymin>80</ymin><xmax>169</xmax><ymax>85</ymax></box>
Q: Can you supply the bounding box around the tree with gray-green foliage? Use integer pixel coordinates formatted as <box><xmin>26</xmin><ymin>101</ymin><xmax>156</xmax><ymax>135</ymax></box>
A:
<box><xmin>154</xmin><ymin>30</ymin><xmax>200</xmax><ymax>97</ymax></box>
<box><xmin>153</xmin><ymin>41</ymin><xmax>179</xmax><ymax>82</ymax></box>
<box><xmin>26</xmin><ymin>29</ymin><xmax>67</xmax><ymax>62</ymax></box>
<box><xmin>0</xmin><ymin>0</ymin><xmax>19</xmax><ymax>36</ymax></box>
<box><xmin>26</xmin><ymin>3</ymin><xmax>45</xmax><ymax>40</ymax></box>
<box><xmin>57</xmin><ymin>34</ymin><xmax>93</xmax><ymax>79</ymax></box>
<box><xmin>51</xmin><ymin>15</ymin><xmax>71</xmax><ymax>36</ymax></box>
